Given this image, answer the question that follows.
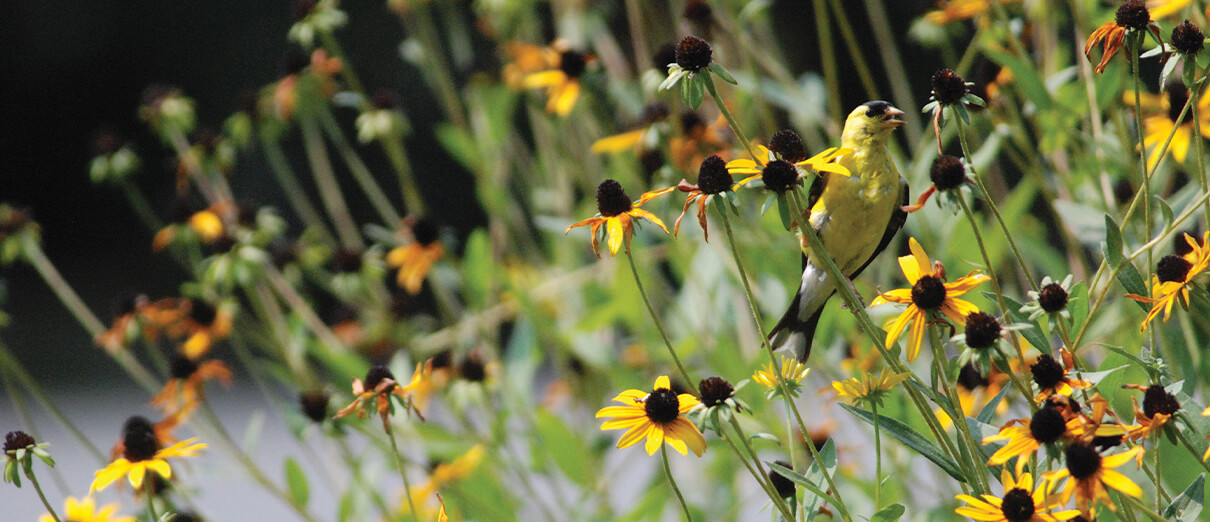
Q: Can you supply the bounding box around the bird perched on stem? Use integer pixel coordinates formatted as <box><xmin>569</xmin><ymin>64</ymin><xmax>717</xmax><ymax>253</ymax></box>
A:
<box><xmin>770</xmin><ymin>101</ymin><xmax>909</xmax><ymax>362</ymax></box>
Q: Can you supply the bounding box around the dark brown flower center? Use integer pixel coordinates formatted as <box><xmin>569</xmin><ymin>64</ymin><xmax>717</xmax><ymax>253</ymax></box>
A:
<box><xmin>332</xmin><ymin>249</ymin><xmax>364</xmax><ymax>274</ymax></box>
<box><xmin>595</xmin><ymin>179</ymin><xmax>633</xmax><ymax>217</ymax></box>
<box><xmin>768</xmin><ymin>460</ymin><xmax>797</xmax><ymax>498</ymax></box>
<box><xmin>911</xmin><ymin>275</ymin><xmax>946</xmax><ymax>310</ymax></box>
<box><xmin>675</xmin><ymin>36</ymin><xmax>713</xmax><ymax>72</ymax></box>
<box><xmin>931</xmin><ymin>69</ymin><xmax>968</xmax><ymax>106</ymax></box>
<box><xmin>1172</xmin><ymin>20</ymin><xmax>1205</xmax><ymax>55</ymax></box>
<box><xmin>644</xmin><ymin>388</ymin><xmax>681</xmax><ymax>424</ymax></box>
<box><xmin>559</xmin><ymin>51</ymin><xmax>587</xmax><ymax>79</ymax></box>
<box><xmin>299</xmin><ymin>391</ymin><xmax>330</xmax><ymax>423</ymax></box>
<box><xmin>1115</xmin><ymin>0</ymin><xmax>1151</xmax><ymax>31</ymax></box>
<box><xmin>1143</xmin><ymin>385</ymin><xmax>1180</xmax><ymax>417</ymax></box>
<box><xmin>460</xmin><ymin>355</ymin><xmax>487</xmax><ymax>382</ymax></box>
<box><xmin>1029</xmin><ymin>406</ymin><xmax>1067</xmax><ymax>444</ymax></box>
<box><xmin>363</xmin><ymin>365</ymin><xmax>395</xmax><ymax>392</ymax></box>
<box><xmin>697</xmin><ymin>155</ymin><xmax>734</xmax><ymax>195</ymax></box>
<box><xmin>1156</xmin><ymin>254</ymin><xmax>1193</xmax><ymax>283</ymax></box>
<box><xmin>769</xmin><ymin>129</ymin><xmax>808</xmax><ymax>163</ymax></box>
<box><xmin>190</xmin><ymin>300</ymin><xmax>218</xmax><ymax>326</ymax></box>
<box><xmin>683</xmin><ymin>0</ymin><xmax>715</xmax><ymax>27</ymax></box>
<box><xmin>4</xmin><ymin>431</ymin><xmax>35</xmax><ymax>453</ymax></box>
<box><xmin>761</xmin><ymin>160</ymin><xmax>799</xmax><ymax>194</ymax></box>
<box><xmin>639</xmin><ymin>102</ymin><xmax>671</xmax><ymax>126</ymax></box>
<box><xmin>652</xmin><ymin>43</ymin><xmax>677</xmax><ymax>71</ymax></box>
<box><xmin>930</xmin><ymin>155</ymin><xmax>967</xmax><ymax>190</ymax></box>
<box><xmin>1038</xmin><ymin>283</ymin><xmax>1068</xmax><ymax>313</ymax></box>
<box><xmin>122</xmin><ymin>416</ymin><xmax>160</xmax><ymax>462</ymax></box>
<box><xmin>1064</xmin><ymin>443</ymin><xmax>1102</xmax><ymax>480</ymax></box>
<box><xmin>1000</xmin><ymin>487</ymin><xmax>1036</xmax><ymax>522</ymax></box>
<box><xmin>956</xmin><ymin>363</ymin><xmax>989</xmax><ymax>391</ymax></box>
<box><xmin>963</xmin><ymin>312</ymin><xmax>1001</xmax><ymax>350</ymax></box>
<box><xmin>1030</xmin><ymin>354</ymin><xmax>1066</xmax><ymax>390</ymax></box>
<box><xmin>170</xmin><ymin>354</ymin><xmax>199</xmax><ymax>380</ymax></box>
<box><xmin>412</xmin><ymin>217</ymin><xmax>440</xmax><ymax>246</ymax></box>
<box><xmin>698</xmin><ymin>376</ymin><xmax>734</xmax><ymax>407</ymax></box>
<box><xmin>371</xmin><ymin>89</ymin><xmax>399</xmax><ymax>110</ymax></box>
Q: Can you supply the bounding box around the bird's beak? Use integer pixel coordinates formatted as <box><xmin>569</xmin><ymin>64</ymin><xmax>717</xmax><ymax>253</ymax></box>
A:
<box><xmin>885</xmin><ymin>107</ymin><xmax>907</xmax><ymax>127</ymax></box>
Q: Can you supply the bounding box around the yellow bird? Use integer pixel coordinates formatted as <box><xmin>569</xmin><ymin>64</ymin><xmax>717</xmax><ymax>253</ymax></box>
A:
<box><xmin>770</xmin><ymin>101</ymin><xmax>909</xmax><ymax>362</ymax></box>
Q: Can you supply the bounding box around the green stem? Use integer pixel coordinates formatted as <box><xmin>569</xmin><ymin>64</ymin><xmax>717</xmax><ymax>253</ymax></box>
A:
<box><xmin>661</xmin><ymin>445</ymin><xmax>693</xmax><ymax>522</ymax></box>
<box><xmin>27</xmin><ymin>468</ymin><xmax>61</xmax><ymax>522</ymax></box>
<box><xmin>718</xmin><ymin>417</ymin><xmax>796</xmax><ymax>521</ymax></box>
<box><xmin>1188</xmin><ymin>70</ymin><xmax>1210</xmax><ymax>234</ymax></box>
<box><xmin>386</xmin><ymin>424</ymin><xmax>419</xmax><ymax>522</ymax></box>
<box><xmin>782</xmin><ymin>189</ymin><xmax>969</xmax><ymax>491</ymax></box>
<box><xmin>872</xmin><ymin>401</ymin><xmax>882</xmax><ymax>510</ymax></box>
<box><xmin>716</xmin><ymin>207</ymin><xmax>852</xmax><ymax>521</ymax></box>
<box><xmin>702</xmin><ymin>74</ymin><xmax>759</xmax><ymax>163</ymax></box>
<box><xmin>316</xmin><ymin>106</ymin><xmax>402</xmax><ymax>225</ymax></box>
<box><xmin>1154</xmin><ymin>440</ymin><xmax>1163</xmax><ymax>509</ymax></box>
<box><xmin>145</xmin><ymin>480</ymin><xmax>158</xmax><ymax>522</ymax></box>
<box><xmin>954</xmin><ymin>117</ymin><xmax>1037</xmax><ymax>291</ymax></box>
<box><xmin>724</xmin><ymin>416</ymin><xmax>797</xmax><ymax>521</ymax></box>
<box><xmin>1120</xmin><ymin>488</ymin><xmax>1172</xmax><ymax>522</ymax></box>
<box><xmin>20</xmin><ymin>234</ymin><xmax>160</xmax><ymax>393</ymax></box>
<box><xmin>0</xmin><ymin>344</ymin><xmax>106</xmax><ymax>463</ymax></box>
<box><xmin>298</xmin><ymin>112</ymin><xmax>363</xmax><ymax>249</ymax></box>
<box><xmin>811</xmin><ymin>0</ymin><xmax>841</xmax><ymax>123</ymax></box>
<box><xmin>259</xmin><ymin>130</ymin><xmax>337</xmax><ymax>245</ymax></box>
<box><xmin>625</xmin><ymin>252</ymin><xmax>693</xmax><ymax>387</ymax></box>
<box><xmin>929</xmin><ymin>326</ymin><xmax>990</xmax><ymax>495</ymax></box>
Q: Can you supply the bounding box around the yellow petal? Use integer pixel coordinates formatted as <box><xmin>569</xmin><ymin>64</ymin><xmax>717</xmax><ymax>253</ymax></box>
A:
<box><xmin>644</xmin><ymin>425</ymin><xmax>665</xmax><ymax>455</ymax></box>
<box><xmin>591</xmin><ymin>130</ymin><xmax>645</xmax><ymax>154</ymax></box>
<box><xmin>908</xmin><ymin>238</ymin><xmax>931</xmax><ymax>277</ymax></box>
<box><xmin>127</xmin><ymin>462</ymin><xmax>147</xmax><ymax>489</ymax></box>
<box><xmin>654</xmin><ymin>375</ymin><xmax>671</xmax><ymax>390</ymax></box>
<box><xmin>617</xmin><ymin>421</ymin><xmax>652</xmax><ymax>449</ymax></box>
<box><xmin>1101</xmin><ymin>469</ymin><xmax>1143</xmax><ymax>498</ymax></box>
<box><xmin>605</xmin><ymin>216</ymin><xmax>626</xmax><ymax>256</ymax></box>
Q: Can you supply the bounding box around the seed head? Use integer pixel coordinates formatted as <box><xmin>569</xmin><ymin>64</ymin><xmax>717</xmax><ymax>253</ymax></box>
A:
<box><xmin>930</xmin><ymin>69</ymin><xmax>969</xmax><ymax>105</ymax></box>
<box><xmin>696</xmin><ymin>155</ymin><xmax>734</xmax><ymax>195</ymax></box>
<box><xmin>930</xmin><ymin>155</ymin><xmax>967</xmax><ymax>190</ymax></box>
<box><xmin>675</xmin><ymin>36</ymin><xmax>713</xmax><ymax>72</ymax></box>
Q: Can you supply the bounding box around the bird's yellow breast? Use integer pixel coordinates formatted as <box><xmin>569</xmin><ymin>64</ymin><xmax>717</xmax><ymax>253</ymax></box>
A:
<box><xmin>805</xmin><ymin>146</ymin><xmax>900</xmax><ymax>274</ymax></box>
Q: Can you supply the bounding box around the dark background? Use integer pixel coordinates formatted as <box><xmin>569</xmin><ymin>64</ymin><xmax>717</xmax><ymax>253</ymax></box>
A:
<box><xmin>0</xmin><ymin>1</ymin><xmax>937</xmax><ymax>384</ymax></box>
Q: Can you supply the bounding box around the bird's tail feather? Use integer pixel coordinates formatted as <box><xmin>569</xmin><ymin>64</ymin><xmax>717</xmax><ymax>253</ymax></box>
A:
<box><xmin>769</xmin><ymin>260</ymin><xmax>834</xmax><ymax>363</ymax></box>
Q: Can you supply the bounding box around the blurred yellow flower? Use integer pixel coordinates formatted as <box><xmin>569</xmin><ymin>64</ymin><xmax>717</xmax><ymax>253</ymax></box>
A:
<box><xmin>40</xmin><ymin>496</ymin><xmax>136</xmax><ymax>522</ymax></box>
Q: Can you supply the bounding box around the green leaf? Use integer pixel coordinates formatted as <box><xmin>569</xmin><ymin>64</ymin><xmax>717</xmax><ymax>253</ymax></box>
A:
<box><xmin>284</xmin><ymin>458</ymin><xmax>309</xmax><ymax>508</ymax></box>
<box><xmin>1104</xmin><ymin>214</ymin><xmax>1125</xmax><ymax>267</ymax></box>
<box><xmin>1069</xmin><ymin>281</ymin><xmax>1090</xmax><ymax>334</ymax></box>
<box><xmin>977</xmin><ymin>381</ymin><xmax>1013</xmax><ymax>424</ymax></box>
<box><xmin>1163</xmin><ymin>473</ymin><xmax>1205</xmax><ymax>520</ymax></box>
<box><xmin>461</xmin><ymin>229</ymin><xmax>493</xmax><ymax>309</ymax></box>
<box><xmin>870</xmin><ymin>503</ymin><xmax>906</xmax><ymax>522</ymax></box>
<box><xmin>708</xmin><ymin>63</ymin><xmax>737</xmax><ymax>85</ymax></box>
<box><xmin>1117</xmin><ymin>263</ymin><xmax>1150</xmax><ymax>306</ymax></box>
<box><xmin>776</xmin><ymin>195</ymin><xmax>794</xmax><ymax>230</ymax></box>
<box><xmin>534</xmin><ymin>410</ymin><xmax>592</xmax><ymax>486</ymax></box>
<box><xmin>840</xmin><ymin>403</ymin><xmax>966</xmax><ymax>482</ymax></box>
<box><xmin>683</xmin><ymin>76</ymin><xmax>705</xmax><ymax>109</ymax></box>
<box><xmin>749</xmin><ymin>432</ymin><xmax>782</xmax><ymax>445</ymax></box>
<box><xmin>1158</xmin><ymin>197</ymin><xmax>1176</xmax><ymax>230</ymax></box>
<box><xmin>997</xmin><ymin>293</ymin><xmax>1051</xmax><ymax>355</ymax></box>
<box><xmin>768</xmin><ymin>461</ymin><xmax>833</xmax><ymax>506</ymax></box>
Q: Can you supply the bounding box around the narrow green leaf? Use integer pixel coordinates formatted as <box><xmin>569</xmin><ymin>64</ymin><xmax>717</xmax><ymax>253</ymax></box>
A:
<box><xmin>769</xmin><ymin>461</ymin><xmax>832</xmax><ymax>505</ymax></box>
<box><xmin>709</xmin><ymin>63</ymin><xmax>737</xmax><ymax>85</ymax></box>
<box><xmin>1104</xmin><ymin>214</ymin><xmax>1125</xmax><ymax>267</ymax></box>
<box><xmin>683</xmin><ymin>77</ymin><xmax>705</xmax><ymax>109</ymax></box>
<box><xmin>802</xmin><ymin>439</ymin><xmax>836</xmax><ymax>522</ymax></box>
<box><xmin>1069</xmin><ymin>281</ymin><xmax>1090</xmax><ymax>334</ymax></box>
<box><xmin>749</xmin><ymin>432</ymin><xmax>782</xmax><ymax>445</ymax></box>
<box><xmin>977</xmin><ymin>382</ymin><xmax>1013</xmax><ymax>424</ymax></box>
<box><xmin>1117</xmin><ymin>263</ymin><xmax>1150</xmax><ymax>305</ymax></box>
<box><xmin>839</xmin><ymin>403</ymin><xmax>966</xmax><ymax>482</ymax></box>
<box><xmin>870</xmin><ymin>503</ymin><xmax>906</xmax><ymax>522</ymax></box>
<box><xmin>284</xmin><ymin>457</ymin><xmax>309</xmax><ymax>507</ymax></box>
<box><xmin>1163</xmin><ymin>473</ymin><xmax>1205</xmax><ymax>520</ymax></box>
<box><xmin>1158</xmin><ymin>197</ymin><xmax>1175</xmax><ymax>230</ymax></box>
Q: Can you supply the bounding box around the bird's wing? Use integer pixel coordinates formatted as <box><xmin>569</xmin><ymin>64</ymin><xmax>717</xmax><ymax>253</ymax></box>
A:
<box><xmin>850</xmin><ymin>174</ymin><xmax>909</xmax><ymax>279</ymax></box>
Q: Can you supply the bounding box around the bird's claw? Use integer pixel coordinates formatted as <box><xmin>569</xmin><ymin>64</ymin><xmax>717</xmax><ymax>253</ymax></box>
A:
<box><xmin>838</xmin><ymin>277</ymin><xmax>866</xmax><ymax>310</ymax></box>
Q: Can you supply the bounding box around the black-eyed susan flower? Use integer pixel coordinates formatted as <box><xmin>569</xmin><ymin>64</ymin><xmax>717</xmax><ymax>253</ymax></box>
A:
<box><xmin>590</xmin><ymin>102</ymin><xmax>671</xmax><ymax>154</ymax></box>
<box><xmin>953</xmin><ymin>311</ymin><xmax>1027</xmax><ymax>372</ymax></box>
<box><xmin>903</xmin><ymin>155</ymin><xmax>970</xmax><ymax>213</ymax></box>
<box><xmin>922</xmin><ymin>69</ymin><xmax>985</xmax><ymax>137</ymax></box>
<box><xmin>768</xmin><ymin>459</ymin><xmax>797</xmax><ymax>499</ymax></box>
<box><xmin>1124</xmin><ymin>83</ymin><xmax>1210</xmax><ymax>170</ymax></box>
<box><xmin>91</xmin><ymin>417</ymin><xmax>206</xmax><ymax>493</ymax></box>
<box><xmin>1085</xmin><ymin>0</ymin><xmax>1163</xmax><ymax>74</ymax></box>
<box><xmin>1122</xmin><ymin>383</ymin><xmax>1180</xmax><ymax>441</ymax></box>
<box><xmin>151</xmin><ymin>354</ymin><xmax>233</xmax><ymax>420</ymax></box>
<box><xmin>955</xmin><ymin>469</ymin><xmax>1081</xmax><ymax>522</ymax></box>
<box><xmin>872</xmin><ymin>237</ymin><xmax>989</xmax><ymax>362</ymax></box>
<box><xmin>753</xmin><ymin>355</ymin><xmax>811</xmax><ymax>399</ymax></box>
<box><xmin>832</xmin><ymin>368</ymin><xmax>910</xmax><ymax>408</ymax></box>
<box><xmin>177</xmin><ymin>299</ymin><xmax>233</xmax><ymax>360</ymax></box>
<box><xmin>1044</xmin><ymin>443</ymin><xmax>1144</xmax><ymax>516</ymax></box>
<box><xmin>1126</xmin><ymin>231</ymin><xmax>1210</xmax><ymax>329</ymax></box>
<box><xmin>673</xmin><ymin>155</ymin><xmax>737</xmax><ymax>241</ymax></box>
<box><xmin>386</xmin><ymin>217</ymin><xmax>444</xmax><ymax>295</ymax></box>
<box><xmin>984</xmin><ymin>405</ymin><xmax>1083</xmax><ymax>474</ymax></box>
<box><xmin>1020</xmin><ymin>274</ymin><xmax>1075</xmax><ymax>321</ymax></box>
<box><xmin>334</xmin><ymin>361</ymin><xmax>433</xmax><ymax>429</ymax></box>
<box><xmin>728</xmin><ymin>143</ymin><xmax>853</xmax><ymax>191</ymax></box>
<box><xmin>40</xmin><ymin>496</ymin><xmax>136</xmax><ymax>522</ymax></box>
<box><xmin>595</xmin><ymin>375</ymin><xmax>706</xmax><ymax>456</ymax></box>
<box><xmin>4</xmin><ymin>431</ymin><xmax>54</xmax><ymax>487</ymax></box>
<box><xmin>1030</xmin><ymin>350</ymin><xmax>1092</xmax><ymax>402</ymax></box>
<box><xmin>152</xmin><ymin>200</ymin><xmax>229</xmax><ymax>252</ymax></box>
<box><xmin>660</xmin><ymin>36</ymin><xmax>734</xmax><ymax>109</ymax></box>
<box><xmin>400</xmin><ymin>445</ymin><xmax>484</xmax><ymax>519</ymax></box>
<box><xmin>515</xmin><ymin>43</ymin><xmax>593</xmax><ymax>116</ymax></box>
<box><xmin>565</xmin><ymin>179</ymin><xmax>674</xmax><ymax>258</ymax></box>
<box><xmin>299</xmin><ymin>390</ymin><xmax>331</xmax><ymax>423</ymax></box>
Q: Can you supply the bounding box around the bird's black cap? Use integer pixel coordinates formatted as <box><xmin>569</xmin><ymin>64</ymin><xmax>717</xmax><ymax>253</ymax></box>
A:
<box><xmin>863</xmin><ymin>101</ymin><xmax>893</xmax><ymax>117</ymax></box>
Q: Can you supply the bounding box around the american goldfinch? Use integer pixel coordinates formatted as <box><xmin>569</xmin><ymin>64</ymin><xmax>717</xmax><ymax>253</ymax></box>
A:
<box><xmin>770</xmin><ymin>101</ymin><xmax>909</xmax><ymax>362</ymax></box>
